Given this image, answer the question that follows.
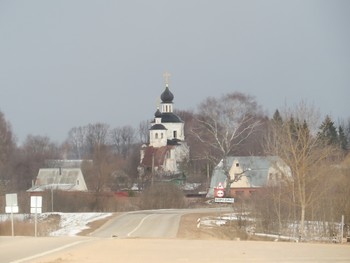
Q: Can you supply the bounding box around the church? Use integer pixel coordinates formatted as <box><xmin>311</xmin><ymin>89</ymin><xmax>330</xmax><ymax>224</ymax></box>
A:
<box><xmin>138</xmin><ymin>74</ymin><xmax>189</xmax><ymax>185</ymax></box>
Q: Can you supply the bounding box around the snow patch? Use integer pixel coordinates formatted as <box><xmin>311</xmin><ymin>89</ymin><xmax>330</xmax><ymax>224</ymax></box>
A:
<box><xmin>50</xmin><ymin>213</ymin><xmax>112</xmax><ymax>236</ymax></box>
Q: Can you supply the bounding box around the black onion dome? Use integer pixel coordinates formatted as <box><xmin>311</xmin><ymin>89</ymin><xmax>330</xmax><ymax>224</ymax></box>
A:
<box><xmin>154</xmin><ymin>108</ymin><xmax>162</xmax><ymax>118</ymax></box>
<box><xmin>160</xmin><ymin>86</ymin><xmax>174</xmax><ymax>103</ymax></box>
<box><xmin>149</xmin><ymin>124</ymin><xmax>167</xmax><ymax>130</ymax></box>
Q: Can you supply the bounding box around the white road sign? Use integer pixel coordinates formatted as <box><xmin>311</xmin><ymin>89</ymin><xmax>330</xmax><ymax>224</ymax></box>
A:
<box><xmin>5</xmin><ymin>193</ymin><xmax>19</xmax><ymax>214</ymax></box>
<box><xmin>214</xmin><ymin>197</ymin><xmax>235</xmax><ymax>203</ymax></box>
<box><xmin>6</xmin><ymin>193</ymin><xmax>18</xmax><ymax>206</ymax></box>
<box><xmin>5</xmin><ymin>206</ymin><xmax>19</xmax><ymax>213</ymax></box>
<box><xmin>30</xmin><ymin>196</ymin><xmax>43</xmax><ymax>214</ymax></box>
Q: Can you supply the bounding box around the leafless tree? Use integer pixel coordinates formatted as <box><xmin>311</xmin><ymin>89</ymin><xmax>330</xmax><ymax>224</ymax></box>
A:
<box><xmin>67</xmin><ymin>126</ymin><xmax>87</xmax><ymax>159</ymax></box>
<box><xmin>264</xmin><ymin>102</ymin><xmax>340</xmax><ymax>237</ymax></box>
<box><xmin>191</xmin><ymin>92</ymin><xmax>262</xmax><ymax>196</ymax></box>
<box><xmin>15</xmin><ymin>135</ymin><xmax>60</xmax><ymax>190</ymax></box>
<box><xmin>0</xmin><ymin>111</ymin><xmax>16</xmax><ymax>193</ymax></box>
<box><xmin>138</xmin><ymin>120</ymin><xmax>149</xmax><ymax>144</ymax></box>
<box><xmin>110</xmin><ymin>125</ymin><xmax>136</xmax><ymax>158</ymax></box>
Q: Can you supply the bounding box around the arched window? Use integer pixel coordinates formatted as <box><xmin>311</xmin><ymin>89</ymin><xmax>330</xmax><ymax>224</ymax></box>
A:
<box><xmin>173</xmin><ymin>130</ymin><xmax>177</xmax><ymax>138</ymax></box>
<box><xmin>155</xmin><ymin>133</ymin><xmax>158</xmax><ymax>139</ymax></box>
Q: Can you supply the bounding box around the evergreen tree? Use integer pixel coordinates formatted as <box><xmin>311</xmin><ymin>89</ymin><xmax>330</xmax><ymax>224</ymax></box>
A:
<box><xmin>272</xmin><ymin>109</ymin><xmax>283</xmax><ymax>125</ymax></box>
<box><xmin>338</xmin><ymin>125</ymin><xmax>348</xmax><ymax>151</ymax></box>
<box><xmin>317</xmin><ymin>115</ymin><xmax>338</xmax><ymax>146</ymax></box>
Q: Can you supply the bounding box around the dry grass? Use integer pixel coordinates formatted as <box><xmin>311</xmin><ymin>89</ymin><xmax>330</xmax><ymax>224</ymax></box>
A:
<box><xmin>177</xmin><ymin>213</ymin><xmax>266</xmax><ymax>241</ymax></box>
<box><xmin>0</xmin><ymin>214</ymin><xmax>60</xmax><ymax>236</ymax></box>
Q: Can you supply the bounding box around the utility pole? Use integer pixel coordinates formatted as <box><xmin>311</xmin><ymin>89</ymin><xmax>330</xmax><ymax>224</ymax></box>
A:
<box><xmin>341</xmin><ymin>215</ymin><xmax>344</xmax><ymax>244</ymax></box>
<box><xmin>151</xmin><ymin>152</ymin><xmax>155</xmax><ymax>186</ymax></box>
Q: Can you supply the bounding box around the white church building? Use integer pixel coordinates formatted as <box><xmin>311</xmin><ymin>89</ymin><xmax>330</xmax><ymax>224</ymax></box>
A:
<box><xmin>138</xmin><ymin>75</ymin><xmax>189</xmax><ymax>183</ymax></box>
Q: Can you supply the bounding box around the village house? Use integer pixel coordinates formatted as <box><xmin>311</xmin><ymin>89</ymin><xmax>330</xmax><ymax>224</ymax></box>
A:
<box><xmin>27</xmin><ymin>167</ymin><xmax>88</xmax><ymax>193</ymax></box>
<box><xmin>207</xmin><ymin>156</ymin><xmax>292</xmax><ymax>198</ymax></box>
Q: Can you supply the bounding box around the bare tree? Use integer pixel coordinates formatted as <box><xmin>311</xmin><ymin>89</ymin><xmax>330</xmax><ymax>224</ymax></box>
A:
<box><xmin>67</xmin><ymin>126</ymin><xmax>87</xmax><ymax>159</ymax></box>
<box><xmin>191</xmin><ymin>92</ymin><xmax>262</xmax><ymax>196</ymax></box>
<box><xmin>110</xmin><ymin>125</ymin><xmax>136</xmax><ymax>158</ymax></box>
<box><xmin>138</xmin><ymin>120</ymin><xmax>149</xmax><ymax>144</ymax></box>
<box><xmin>265</xmin><ymin>102</ymin><xmax>339</xmax><ymax>238</ymax></box>
<box><xmin>15</xmin><ymin>135</ymin><xmax>60</xmax><ymax>190</ymax></box>
<box><xmin>0</xmin><ymin>111</ymin><xmax>16</xmax><ymax>193</ymax></box>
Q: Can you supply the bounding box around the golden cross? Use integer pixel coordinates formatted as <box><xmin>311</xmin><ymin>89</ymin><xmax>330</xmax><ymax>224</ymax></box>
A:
<box><xmin>163</xmin><ymin>71</ymin><xmax>171</xmax><ymax>86</ymax></box>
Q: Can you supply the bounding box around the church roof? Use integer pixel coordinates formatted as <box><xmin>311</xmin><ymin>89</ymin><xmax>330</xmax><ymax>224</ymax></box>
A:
<box><xmin>160</xmin><ymin>86</ymin><xmax>174</xmax><ymax>103</ymax></box>
<box><xmin>154</xmin><ymin>108</ymin><xmax>162</xmax><ymax>118</ymax></box>
<box><xmin>160</xmin><ymin>112</ymin><xmax>183</xmax><ymax>123</ymax></box>
<box><xmin>150</xmin><ymin>123</ymin><xmax>167</xmax><ymax>130</ymax></box>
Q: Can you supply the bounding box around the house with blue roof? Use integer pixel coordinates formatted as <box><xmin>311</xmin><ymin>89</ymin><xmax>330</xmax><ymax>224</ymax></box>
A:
<box><xmin>207</xmin><ymin>156</ymin><xmax>292</xmax><ymax>198</ymax></box>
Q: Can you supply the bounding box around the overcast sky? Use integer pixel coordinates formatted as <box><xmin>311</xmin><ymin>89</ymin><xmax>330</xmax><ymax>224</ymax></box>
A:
<box><xmin>0</xmin><ymin>0</ymin><xmax>349</xmax><ymax>144</ymax></box>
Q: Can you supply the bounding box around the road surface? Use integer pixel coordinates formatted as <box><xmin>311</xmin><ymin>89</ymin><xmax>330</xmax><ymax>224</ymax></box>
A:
<box><xmin>91</xmin><ymin>209</ymin><xmax>193</xmax><ymax>238</ymax></box>
<box><xmin>2</xmin><ymin>208</ymin><xmax>350</xmax><ymax>263</ymax></box>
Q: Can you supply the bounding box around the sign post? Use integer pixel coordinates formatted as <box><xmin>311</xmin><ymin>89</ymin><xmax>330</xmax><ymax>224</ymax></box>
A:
<box><xmin>31</xmin><ymin>196</ymin><xmax>42</xmax><ymax>237</ymax></box>
<box><xmin>5</xmin><ymin>193</ymin><xmax>19</xmax><ymax>237</ymax></box>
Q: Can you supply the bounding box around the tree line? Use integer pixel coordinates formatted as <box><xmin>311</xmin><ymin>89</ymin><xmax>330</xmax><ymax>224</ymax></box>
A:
<box><xmin>0</xmin><ymin>92</ymin><xmax>349</xmax><ymax>234</ymax></box>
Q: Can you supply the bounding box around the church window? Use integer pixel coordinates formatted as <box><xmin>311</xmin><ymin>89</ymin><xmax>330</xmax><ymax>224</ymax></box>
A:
<box><xmin>155</xmin><ymin>133</ymin><xmax>158</xmax><ymax>139</ymax></box>
<box><xmin>161</xmin><ymin>133</ymin><xmax>164</xmax><ymax>139</ymax></box>
<box><xmin>173</xmin><ymin>130</ymin><xmax>177</xmax><ymax>138</ymax></box>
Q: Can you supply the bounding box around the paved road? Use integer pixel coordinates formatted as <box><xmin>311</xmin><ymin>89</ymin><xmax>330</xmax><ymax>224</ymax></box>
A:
<box><xmin>3</xmin><ymin>208</ymin><xmax>350</xmax><ymax>263</ymax></box>
<box><xmin>91</xmin><ymin>209</ymin><xmax>191</xmax><ymax>238</ymax></box>
<box><xmin>1</xmin><ymin>208</ymin><xmax>222</xmax><ymax>262</ymax></box>
<box><xmin>0</xmin><ymin>236</ymin><xmax>91</xmax><ymax>263</ymax></box>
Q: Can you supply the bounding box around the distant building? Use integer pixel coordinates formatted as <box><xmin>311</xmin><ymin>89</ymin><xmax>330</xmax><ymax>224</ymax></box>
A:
<box><xmin>207</xmin><ymin>156</ymin><xmax>292</xmax><ymax>198</ymax></box>
<box><xmin>27</xmin><ymin>168</ymin><xmax>88</xmax><ymax>192</ymax></box>
<box><xmin>138</xmin><ymin>74</ymin><xmax>189</xmax><ymax>184</ymax></box>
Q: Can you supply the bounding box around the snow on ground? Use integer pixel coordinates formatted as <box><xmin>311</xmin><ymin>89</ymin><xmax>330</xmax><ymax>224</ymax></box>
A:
<box><xmin>48</xmin><ymin>213</ymin><xmax>112</xmax><ymax>236</ymax></box>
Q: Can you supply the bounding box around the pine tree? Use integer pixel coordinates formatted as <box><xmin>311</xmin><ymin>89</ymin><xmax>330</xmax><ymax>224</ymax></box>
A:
<box><xmin>317</xmin><ymin>115</ymin><xmax>338</xmax><ymax>146</ymax></box>
<box><xmin>272</xmin><ymin>109</ymin><xmax>283</xmax><ymax>125</ymax></box>
<box><xmin>338</xmin><ymin>125</ymin><xmax>348</xmax><ymax>151</ymax></box>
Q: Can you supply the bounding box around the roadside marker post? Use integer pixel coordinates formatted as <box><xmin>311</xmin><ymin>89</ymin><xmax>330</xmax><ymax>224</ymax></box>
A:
<box><xmin>31</xmin><ymin>196</ymin><xmax>43</xmax><ymax>237</ymax></box>
<box><xmin>5</xmin><ymin>193</ymin><xmax>19</xmax><ymax>237</ymax></box>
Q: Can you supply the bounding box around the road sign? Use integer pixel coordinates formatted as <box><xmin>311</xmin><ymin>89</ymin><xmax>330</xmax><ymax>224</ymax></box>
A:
<box><xmin>30</xmin><ymin>196</ymin><xmax>42</xmax><ymax>214</ymax></box>
<box><xmin>5</xmin><ymin>193</ymin><xmax>18</xmax><ymax>236</ymax></box>
<box><xmin>30</xmin><ymin>196</ymin><xmax>43</xmax><ymax>237</ymax></box>
<box><xmin>215</xmin><ymin>197</ymin><xmax>235</xmax><ymax>203</ymax></box>
<box><xmin>5</xmin><ymin>193</ymin><xmax>18</xmax><ymax>214</ymax></box>
<box><xmin>214</xmin><ymin>182</ymin><xmax>225</xmax><ymax>198</ymax></box>
<box><xmin>5</xmin><ymin>206</ymin><xmax>19</xmax><ymax>213</ymax></box>
<box><xmin>6</xmin><ymin>193</ymin><xmax>18</xmax><ymax>206</ymax></box>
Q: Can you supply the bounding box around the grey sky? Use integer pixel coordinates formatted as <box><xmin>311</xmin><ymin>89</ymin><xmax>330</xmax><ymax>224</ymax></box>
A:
<box><xmin>0</xmin><ymin>0</ymin><xmax>349</xmax><ymax>144</ymax></box>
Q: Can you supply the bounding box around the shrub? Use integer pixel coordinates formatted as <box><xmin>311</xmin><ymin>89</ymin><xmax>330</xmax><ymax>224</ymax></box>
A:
<box><xmin>139</xmin><ymin>183</ymin><xmax>186</xmax><ymax>210</ymax></box>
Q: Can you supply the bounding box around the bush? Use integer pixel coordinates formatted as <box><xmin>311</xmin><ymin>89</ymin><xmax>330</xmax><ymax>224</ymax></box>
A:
<box><xmin>139</xmin><ymin>183</ymin><xmax>186</xmax><ymax>210</ymax></box>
